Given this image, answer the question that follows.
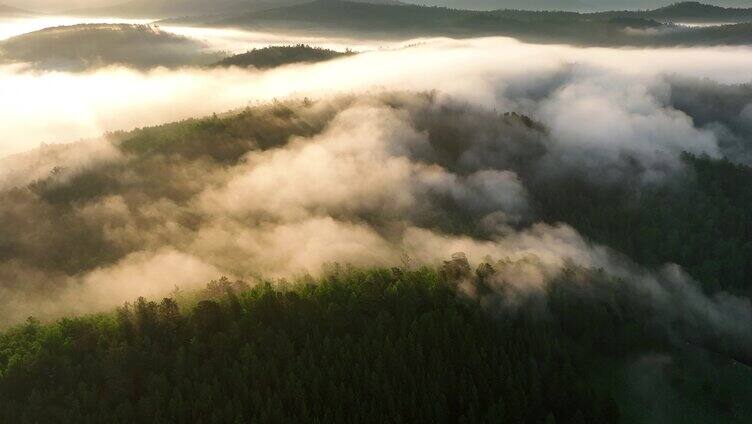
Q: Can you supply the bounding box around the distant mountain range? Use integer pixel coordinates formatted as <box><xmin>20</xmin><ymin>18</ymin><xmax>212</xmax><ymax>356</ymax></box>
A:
<box><xmin>157</xmin><ymin>1</ymin><xmax>752</xmax><ymax>27</ymax></box>
<box><xmin>211</xmin><ymin>44</ymin><xmax>354</xmax><ymax>69</ymax></box>
<box><xmin>598</xmin><ymin>1</ymin><xmax>752</xmax><ymax>20</ymax></box>
<box><xmin>74</xmin><ymin>0</ymin><xmax>405</xmax><ymax>18</ymax></box>
<box><xmin>409</xmin><ymin>0</ymin><xmax>752</xmax><ymax>12</ymax></box>
<box><xmin>7</xmin><ymin>1</ymin><xmax>752</xmax><ymax>48</ymax></box>
<box><xmin>70</xmin><ymin>0</ymin><xmax>752</xmax><ymax>23</ymax></box>
<box><xmin>158</xmin><ymin>0</ymin><xmax>752</xmax><ymax>46</ymax></box>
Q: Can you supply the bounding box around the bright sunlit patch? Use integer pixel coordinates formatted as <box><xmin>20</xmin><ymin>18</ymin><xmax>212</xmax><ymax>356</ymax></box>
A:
<box><xmin>158</xmin><ymin>25</ymin><xmax>391</xmax><ymax>54</ymax></box>
<box><xmin>2</xmin><ymin>17</ymin><xmax>752</xmax><ymax>158</ymax></box>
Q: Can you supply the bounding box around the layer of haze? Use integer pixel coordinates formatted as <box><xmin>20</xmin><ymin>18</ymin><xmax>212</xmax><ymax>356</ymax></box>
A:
<box><xmin>2</xmin><ymin>0</ymin><xmax>122</xmax><ymax>13</ymax></box>
<box><xmin>0</xmin><ymin>16</ymin><xmax>386</xmax><ymax>52</ymax></box>
<box><xmin>3</xmin><ymin>27</ymin><xmax>752</xmax><ymax>157</ymax></box>
<box><xmin>7</xmin><ymin>0</ymin><xmax>752</xmax><ymax>13</ymax></box>
<box><xmin>0</xmin><ymin>19</ymin><xmax>751</xmax><ymax>364</ymax></box>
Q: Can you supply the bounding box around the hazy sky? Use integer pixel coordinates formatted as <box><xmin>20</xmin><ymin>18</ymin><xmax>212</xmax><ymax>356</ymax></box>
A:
<box><xmin>7</xmin><ymin>0</ymin><xmax>752</xmax><ymax>13</ymax></box>
<box><xmin>3</xmin><ymin>0</ymin><xmax>121</xmax><ymax>13</ymax></box>
<box><xmin>1</xmin><ymin>30</ymin><xmax>751</xmax><ymax>334</ymax></box>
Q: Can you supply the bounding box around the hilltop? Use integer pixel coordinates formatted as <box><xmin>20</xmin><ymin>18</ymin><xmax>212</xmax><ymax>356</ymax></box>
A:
<box><xmin>0</xmin><ymin>24</ymin><xmax>224</xmax><ymax>71</ymax></box>
<box><xmin>598</xmin><ymin>1</ymin><xmax>752</xmax><ymax>23</ymax></box>
<box><xmin>211</xmin><ymin>44</ymin><xmax>354</xmax><ymax>69</ymax></box>
<box><xmin>75</xmin><ymin>0</ymin><xmax>405</xmax><ymax>18</ymax></box>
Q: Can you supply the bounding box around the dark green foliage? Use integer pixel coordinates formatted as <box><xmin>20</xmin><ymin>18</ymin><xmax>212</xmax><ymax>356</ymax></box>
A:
<box><xmin>0</xmin><ymin>181</ymin><xmax>125</xmax><ymax>275</ymax></box>
<box><xmin>0</xmin><ymin>270</ymin><xmax>618</xmax><ymax>423</ymax></box>
<box><xmin>116</xmin><ymin>100</ymin><xmax>332</xmax><ymax>162</ymax></box>
<box><xmin>28</xmin><ymin>166</ymin><xmax>121</xmax><ymax>205</ymax></box>
<box><xmin>530</xmin><ymin>153</ymin><xmax>752</xmax><ymax>295</ymax></box>
<box><xmin>606</xmin><ymin>17</ymin><xmax>663</xmax><ymax>28</ymax></box>
<box><xmin>4</xmin><ymin>93</ymin><xmax>752</xmax><ymax>295</ymax></box>
<box><xmin>1</xmin><ymin>264</ymin><xmax>747</xmax><ymax>422</ymax></box>
<box><xmin>1</xmin><ymin>92</ymin><xmax>750</xmax><ymax>422</ymax></box>
<box><xmin>667</xmin><ymin>78</ymin><xmax>752</xmax><ymax>164</ymax></box>
<box><xmin>212</xmin><ymin>44</ymin><xmax>354</xmax><ymax>70</ymax></box>
<box><xmin>601</xmin><ymin>2</ymin><xmax>752</xmax><ymax>23</ymax></box>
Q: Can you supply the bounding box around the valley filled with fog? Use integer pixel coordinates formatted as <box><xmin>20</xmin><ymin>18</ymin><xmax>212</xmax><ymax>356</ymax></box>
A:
<box><xmin>1</xmin><ymin>2</ymin><xmax>751</xmax><ymax>423</ymax></box>
<box><xmin>2</xmin><ymin>19</ymin><xmax>752</xmax><ymax>157</ymax></box>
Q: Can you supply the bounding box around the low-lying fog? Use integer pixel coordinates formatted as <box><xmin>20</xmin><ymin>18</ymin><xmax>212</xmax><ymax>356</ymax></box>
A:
<box><xmin>158</xmin><ymin>25</ymin><xmax>391</xmax><ymax>54</ymax></box>
<box><xmin>1</xmin><ymin>16</ymin><xmax>751</xmax><ymax>361</ymax></box>
<box><xmin>2</xmin><ymin>17</ymin><xmax>752</xmax><ymax>158</ymax></box>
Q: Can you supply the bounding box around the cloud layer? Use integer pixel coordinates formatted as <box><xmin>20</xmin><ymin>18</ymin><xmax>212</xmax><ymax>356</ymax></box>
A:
<box><xmin>0</xmin><ymin>27</ymin><xmax>750</xmax><ymax>362</ymax></box>
<box><xmin>3</xmin><ymin>35</ymin><xmax>752</xmax><ymax>157</ymax></box>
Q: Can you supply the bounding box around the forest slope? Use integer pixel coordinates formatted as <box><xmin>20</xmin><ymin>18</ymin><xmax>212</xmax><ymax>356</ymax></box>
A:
<box><xmin>1</xmin><ymin>266</ymin><xmax>749</xmax><ymax>422</ymax></box>
<box><xmin>75</xmin><ymin>0</ymin><xmax>406</xmax><ymax>18</ymax></box>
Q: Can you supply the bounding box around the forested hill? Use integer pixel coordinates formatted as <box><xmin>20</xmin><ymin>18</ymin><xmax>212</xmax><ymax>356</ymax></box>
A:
<box><xmin>216</xmin><ymin>0</ymin><xmax>468</xmax><ymax>30</ymax></box>
<box><xmin>206</xmin><ymin>0</ymin><xmax>752</xmax><ymax>46</ymax></box>
<box><xmin>0</xmin><ymin>269</ymin><xmax>620</xmax><ymax>423</ymax></box>
<box><xmin>73</xmin><ymin>0</ymin><xmax>299</xmax><ymax>18</ymax></box>
<box><xmin>0</xmin><ymin>24</ymin><xmax>224</xmax><ymax>71</ymax></box>
<box><xmin>597</xmin><ymin>2</ymin><xmax>752</xmax><ymax>22</ymax></box>
<box><xmin>211</xmin><ymin>44</ymin><xmax>354</xmax><ymax>69</ymax></box>
<box><xmin>650</xmin><ymin>1</ymin><xmax>752</xmax><ymax>20</ymax></box>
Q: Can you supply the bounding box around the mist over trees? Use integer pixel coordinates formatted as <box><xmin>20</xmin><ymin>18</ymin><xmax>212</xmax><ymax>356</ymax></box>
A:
<box><xmin>1</xmin><ymin>2</ymin><xmax>752</xmax><ymax>422</ymax></box>
<box><xmin>0</xmin><ymin>263</ymin><xmax>749</xmax><ymax>422</ymax></box>
<box><xmin>1</xmin><ymin>86</ymin><xmax>750</xmax><ymax>330</ymax></box>
<box><xmin>0</xmin><ymin>270</ymin><xmax>623</xmax><ymax>423</ymax></box>
<box><xmin>68</xmin><ymin>0</ymin><xmax>407</xmax><ymax>19</ymax></box>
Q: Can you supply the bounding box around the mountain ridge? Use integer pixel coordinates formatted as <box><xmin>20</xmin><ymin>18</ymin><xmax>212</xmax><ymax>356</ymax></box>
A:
<box><xmin>595</xmin><ymin>1</ymin><xmax>752</xmax><ymax>22</ymax></box>
<box><xmin>73</xmin><ymin>0</ymin><xmax>405</xmax><ymax>18</ymax></box>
